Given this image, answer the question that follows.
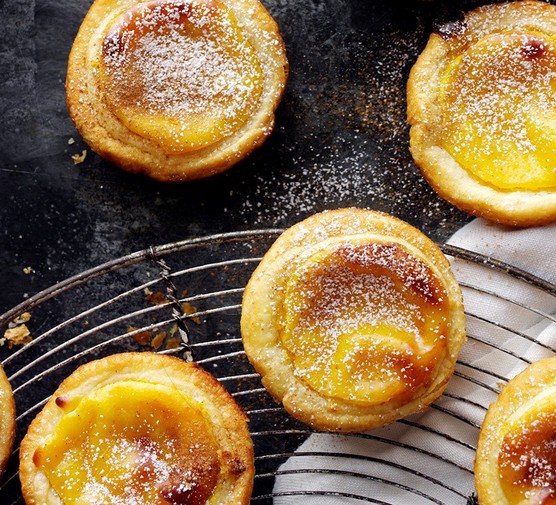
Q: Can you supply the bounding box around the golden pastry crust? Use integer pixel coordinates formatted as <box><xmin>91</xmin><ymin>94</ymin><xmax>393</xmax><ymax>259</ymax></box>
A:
<box><xmin>241</xmin><ymin>208</ymin><xmax>466</xmax><ymax>432</ymax></box>
<box><xmin>66</xmin><ymin>0</ymin><xmax>288</xmax><ymax>182</ymax></box>
<box><xmin>475</xmin><ymin>357</ymin><xmax>556</xmax><ymax>505</ymax></box>
<box><xmin>19</xmin><ymin>352</ymin><xmax>254</xmax><ymax>505</ymax></box>
<box><xmin>407</xmin><ymin>0</ymin><xmax>556</xmax><ymax>227</ymax></box>
<box><xmin>0</xmin><ymin>363</ymin><xmax>16</xmax><ymax>478</ymax></box>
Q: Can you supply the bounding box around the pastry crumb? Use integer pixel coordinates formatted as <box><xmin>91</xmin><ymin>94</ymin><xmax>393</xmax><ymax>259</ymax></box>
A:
<box><xmin>71</xmin><ymin>149</ymin><xmax>87</xmax><ymax>164</ymax></box>
<box><xmin>128</xmin><ymin>326</ymin><xmax>153</xmax><ymax>346</ymax></box>
<box><xmin>68</xmin><ymin>137</ymin><xmax>75</xmax><ymax>145</ymax></box>
<box><xmin>166</xmin><ymin>337</ymin><xmax>181</xmax><ymax>349</ymax></box>
<box><xmin>128</xmin><ymin>326</ymin><xmax>180</xmax><ymax>351</ymax></box>
<box><xmin>23</xmin><ymin>266</ymin><xmax>34</xmax><ymax>275</ymax></box>
<box><xmin>10</xmin><ymin>312</ymin><xmax>31</xmax><ymax>326</ymax></box>
<box><xmin>3</xmin><ymin>324</ymin><xmax>32</xmax><ymax>348</ymax></box>
<box><xmin>151</xmin><ymin>331</ymin><xmax>167</xmax><ymax>349</ymax></box>
<box><xmin>182</xmin><ymin>301</ymin><xmax>202</xmax><ymax>324</ymax></box>
<box><xmin>144</xmin><ymin>289</ymin><xmax>168</xmax><ymax>305</ymax></box>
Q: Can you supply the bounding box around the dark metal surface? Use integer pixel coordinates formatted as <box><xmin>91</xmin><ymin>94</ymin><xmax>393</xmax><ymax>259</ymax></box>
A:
<box><xmin>2</xmin><ymin>0</ymin><xmax>522</xmax><ymax>316</ymax></box>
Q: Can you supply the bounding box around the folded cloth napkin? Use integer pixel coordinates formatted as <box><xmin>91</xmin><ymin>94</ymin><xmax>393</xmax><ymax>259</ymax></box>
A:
<box><xmin>273</xmin><ymin>218</ymin><xmax>556</xmax><ymax>504</ymax></box>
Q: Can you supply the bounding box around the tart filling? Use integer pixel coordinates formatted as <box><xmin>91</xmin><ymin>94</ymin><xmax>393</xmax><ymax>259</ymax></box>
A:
<box><xmin>241</xmin><ymin>208</ymin><xmax>466</xmax><ymax>432</ymax></box>
<box><xmin>441</xmin><ymin>30</ymin><xmax>556</xmax><ymax>191</ymax></box>
<box><xmin>100</xmin><ymin>0</ymin><xmax>263</xmax><ymax>154</ymax></box>
<box><xmin>33</xmin><ymin>380</ymin><xmax>220</xmax><ymax>505</ymax></box>
<box><xmin>281</xmin><ymin>237</ymin><xmax>449</xmax><ymax>406</ymax></box>
<box><xmin>19</xmin><ymin>353</ymin><xmax>254</xmax><ymax>505</ymax></box>
<box><xmin>497</xmin><ymin>389</ymin><xmax>556</xmax><ymax>504</ymax></box>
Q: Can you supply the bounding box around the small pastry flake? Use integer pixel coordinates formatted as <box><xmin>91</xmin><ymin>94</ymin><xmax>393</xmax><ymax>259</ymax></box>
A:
<box><xmin>19</xmin><ymin>352</ymin><xmax>254</xmax><ymax>504</ymax></box>
<box><xmin>475</xmin><ymin>357</ymin><xmax>556</xmax><ymax>505</ymax></box>
<box><xmin>407</xmin><ymin>0</ymin><xmax>556</xmax><ymax>226</ymax></box>
<box><xmin>0</xmin><ymin>363</ymin><xmax>16</xmax><ymax>478</ymax></box>
<box><xmin>66</xmin><ymin>0</ymin><xmax>288</xmax><ymax>182</ymax></box>
<box><xmin>241</xmin><ymin>208</ymin><xmax>466</xmax><ymax>432</ymax></box>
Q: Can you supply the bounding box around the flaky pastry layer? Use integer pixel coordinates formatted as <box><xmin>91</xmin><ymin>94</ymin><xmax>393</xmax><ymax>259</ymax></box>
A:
<box><xmin>241</xmin><ymin>208</ymin><xmax>466</xmax><ymax>432</ymax></box>
<box><xmin>0</xmin><ymin>363</ymin><xmax>15</xmax><ymax>478</ymax></box>
<box><xmin>476</xmin><ymin>357</ymin><xmax>556</xmax><ymax>505</ymax></box>
<box><xmin>19</xmin><ymin>352</ymin><xmax>254</xmax><ymax>505</ymax></box>
<box><xmin>407</xmin><ymin>0</ymin><xmax>556</xmax><ymax>226</ymax></box>
<box><xmin>66</xmin><ymin>0</ymin><xmax>288</xmax><ymax>182</ymax></box>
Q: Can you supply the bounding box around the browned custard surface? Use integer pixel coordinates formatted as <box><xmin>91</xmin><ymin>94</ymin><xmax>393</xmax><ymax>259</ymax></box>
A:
<box><xmin>281</xmin><ymin>239</ymin><xmax>449</xmax><ymax>406</ymax></box>
<box><xmin>66</xmin><ymin>0</ymin><xmax>287</xmax><ymax>181</ymax></box>
<box><xmin>100</xmin><ymin>0</ymin><xmax>263</xmax><ymax>154</ymax></box>
<box><xmin>33</xmin><ymin>381</ymin><xmax>220</xmax><ymax>505</ymax></box>
<box><xmin>476</xmin><ymin>357</ymin><xmax>556</xmax><ymax>505</ymax></box>
<box><xmin>498</xmin><ymin>407</ymin><xmax>556</xmax><ymax>504</ymax></box>
<box><xmin>407</xmin><ymin>0</ymin><xmax>556</xmax><ymax>226</ymax></box>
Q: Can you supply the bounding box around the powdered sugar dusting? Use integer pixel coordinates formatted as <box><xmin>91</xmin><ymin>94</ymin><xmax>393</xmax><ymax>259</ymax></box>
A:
<box><xmin>444</xmin><ymin>34</ymin><xmax>556</xmax><ymax>149</ymax></box>
<box><xmin>441</xmin><ymin>5</ymin><xmax>556</xmax><ymax>188</ymax></box>
<box><xmin>102</xmin><ymin>0</ymin><xmax>261</xmax><ymax>131</ymax></box>
<box><xmin>236</xmin><ymin>31</ymin><xmax>423</xmax><ymax>226</ymax></box>
<box><xmin>499</xmin><ymin>408</ymin><xmax>556</xmax><ymax>500</ymax></box>
<box><xmin>39</xmin><ymin>381</ymin><xmax>220</xmax><ymax>505</ymax></box>
<box><xmin>281</xmin><ymin>239</ymin><xmax>449</xmax><ymax>402</ymax></box>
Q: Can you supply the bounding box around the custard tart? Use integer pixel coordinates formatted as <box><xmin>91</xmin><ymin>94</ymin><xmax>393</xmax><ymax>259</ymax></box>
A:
<box><xmin>0</xmin><ymin>363</ymin><xmax>15</xmax><ymax>478</ymax></box>
<box><xmin>66</xmin><ymin>0</ymin><xmax>288</xmax><ymax>182</ymax></box>
<box><xmin>476</xmin><ymin>356</ymin><xmax>556</xmax><ymax>505</ymax></box>
<box><xmin>19</xmin><ymin>352</ymin><xmax>254</xmax><ymax>504</ymax></box>
<box><xmin>408</xmin><ymin>0</ymin><xmax>556</xmax><ymax>226</ymax></box>
<box><xmin>241</xmin><ymin>208</ymin><xmax>466</xmax><ymax>432</ymax></box>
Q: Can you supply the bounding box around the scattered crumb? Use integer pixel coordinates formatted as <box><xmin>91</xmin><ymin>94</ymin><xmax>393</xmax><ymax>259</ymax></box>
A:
<box><xmin>182</xmin><ymin>301</ymin><xmax>202</xmax><ymax>324</ymax></box>
<box><xmin>128</xmin><ymin>326</ymin><xmax>153</xmax><ymax>346</ymax></box>
<box><xmin>128</xmin><ymin>326</ymin><xmax>180</xmax><ymax>351</ymax></box>
<box><xmin>68</xmin><ymin>137</ymin><xmax>75</xmax><ymax>145</ymax></box>
<box><xmin>3</xmin><ymin>312</ymin><xmax>33</xmax><ymax>347</ymax></box>
<box><xmin>10</xmin><ymin>312</ymin><xmax>31</xmax><ymax>326</ymax></box>
<box><xmin>166</xmin><ymin>338</ymin><xmax>181</xmax><ymax>349</ymax></box>
<box><xmin>151</xmin><ymin>331</ymin><xmax>167</xmax><ymax>349</ymax></box>
<box><xmin>144</xmin><ymin>288</ymin><xmax>168</xmax><ymax>305</ymax></box>
<box><xmin>3</xmin><ymin>324</ymin><xmax>32</xmax><ymax>348</ymax></box>
<box><xmin>23</xmin><ymin>266</ymin><xmax>34</xmax><ymax>275</ymax></box>
<box><xmin>71</xmin><ymin>149</ymin><xmax>87</xmax><ymax>164</ymax></box>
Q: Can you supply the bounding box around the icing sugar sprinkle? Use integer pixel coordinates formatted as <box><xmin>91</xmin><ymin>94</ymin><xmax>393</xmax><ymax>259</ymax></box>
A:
<box><xmin>102</xmin><ymin>1</ymin><xmax>261</xmax><ymax>121</ymax></box>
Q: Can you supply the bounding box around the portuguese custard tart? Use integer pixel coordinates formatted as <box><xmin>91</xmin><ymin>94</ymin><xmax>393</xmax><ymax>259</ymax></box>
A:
<box><xmin>19</xmin><ymin>352</ymin><xmax>254</xmax><ymax>505</ymax></box>
<box><xmin>241</xmin><ymin>208</ymin><xmax>466</xmax><ymax>432</ymax></box>
<box><xmin>475</xmin><ymin>357</ymin><xmax>556</xmax><ymax>505</ymax></box>
<box><xmin>0</xmin><ymin>363</ymin><xmax>16</xmax><ymax>478</ymax></box>
<box><xmin>66</xmin><ymin>0</ymin><xmax>288</xmax><ymax>182</ymax></box>
<box><xmin>407</xmin><ymin>0</ymin><xmax>556</xmax><ymax>227</ymax></box>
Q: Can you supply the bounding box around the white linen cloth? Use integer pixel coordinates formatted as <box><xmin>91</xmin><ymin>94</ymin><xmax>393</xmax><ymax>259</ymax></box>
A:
<box><xmin>273</xmin><ymin>218</ymin><xmax>556</xmax><ymax>504</ymax></box>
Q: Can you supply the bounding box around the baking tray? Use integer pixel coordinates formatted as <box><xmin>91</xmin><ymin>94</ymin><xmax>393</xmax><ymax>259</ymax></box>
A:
<box><xmin>0</xmin><ymin>0</ymin><xmax>495</xmax><ymax>315</ymax></box>
<box><xmin>1</xmin><ymin>0</ymin><xmax>555</xmax><ymax>503</ymax></box>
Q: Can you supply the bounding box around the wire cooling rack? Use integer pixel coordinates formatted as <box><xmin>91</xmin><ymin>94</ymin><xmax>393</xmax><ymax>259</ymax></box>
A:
<box><xmin>1</xmin><ymin>230</ymin><xmax>555</xmax><ymax>504</ymax></box>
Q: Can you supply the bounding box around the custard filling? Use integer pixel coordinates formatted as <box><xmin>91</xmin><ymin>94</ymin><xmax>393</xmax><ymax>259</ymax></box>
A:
<box><xmin>441</xmin><ymin>31</ymin><xmax>556</xmax><ymax>191</ymax></box>
<box><xmin>281</xmin><ymin>238</ymin><xmax>449</xmax><ymax>406</ymax></box>
<box><xmin>498</xmin><ymin>391</ymin><xmax>556</xmax><ymax>504</ymax></box>
<box><xmin>100</xmin><ymin>0</ymin><xmax>264</xmax><ymax>154</ymax></box>
<box><xmin>33</xmin><ymin>380</ymin><xmax>220</xmax><ymax>505</ymax></box>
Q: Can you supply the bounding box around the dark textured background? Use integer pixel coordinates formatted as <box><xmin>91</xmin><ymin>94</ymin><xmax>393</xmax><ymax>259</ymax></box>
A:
<box><xmin>2</xmin><ymin>0</ymin><xmax>520</xmax><ymax>317</ymax></box>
